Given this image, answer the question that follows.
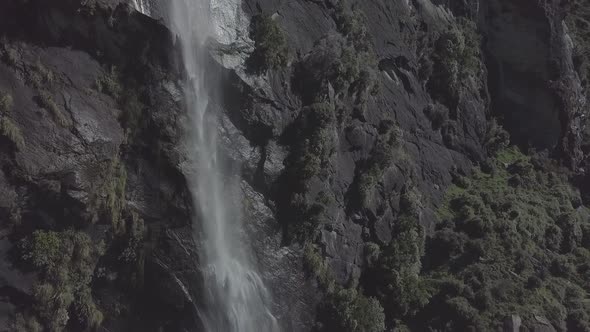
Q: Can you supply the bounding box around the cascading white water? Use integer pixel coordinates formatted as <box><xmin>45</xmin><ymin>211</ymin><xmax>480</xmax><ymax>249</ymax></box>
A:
<box><xmin>132</xmin><ymin>0</ymin><xmax>151</xmax><ymax>15</ymax></box>
<box><xmin>169</xmin><ymin>1</ymin><xmax>280</xmax><ymax>331</ymax></box>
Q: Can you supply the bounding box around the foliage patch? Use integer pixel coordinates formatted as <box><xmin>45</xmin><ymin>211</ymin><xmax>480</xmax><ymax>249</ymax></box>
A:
<box><xmin>20</xmin><ymin>230</ymin><xmax>105</xmax><ymax>331</ymax></box>
<box><xmin>246</xmin><ymin>15</ymin><xmax>288</xmax><ymax>74</ymax></box>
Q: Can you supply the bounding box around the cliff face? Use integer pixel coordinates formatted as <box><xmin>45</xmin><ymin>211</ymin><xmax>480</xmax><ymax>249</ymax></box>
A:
<box><xmin>0</xmin><ymin>0</ymin><xmax>589</xmax><ymax>331</ymax></box>
<box><xmin>0</xmin><ymin>1</ymin><xmax>201</xmax><ymax>331</ymax></box>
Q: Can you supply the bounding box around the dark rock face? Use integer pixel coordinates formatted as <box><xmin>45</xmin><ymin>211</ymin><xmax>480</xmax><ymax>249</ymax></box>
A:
<box><xmin>480</xmin><ymin>0</ymin><xmax>585</xmax><ymax>166</ymax></box>
<box><xmin>0</xmin><ymin>0</ymin><xmax>588</xmax><ymax>331</ymax></box>
<box><xmin>0</xmin><ymin>1</ymin><xmax>200</xmax><ymax>331</ymax></box>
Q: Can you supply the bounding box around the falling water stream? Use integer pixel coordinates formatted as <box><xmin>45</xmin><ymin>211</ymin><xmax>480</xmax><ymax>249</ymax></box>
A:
<box><xmin>169</xmin><ymin>1</ymin><xmax>279</xmax><ymax>331</ymax></box>
<box><xmin>132</xmin><ymin>0</ymin><xmax>151</xmax><ymax>15</ymax></box>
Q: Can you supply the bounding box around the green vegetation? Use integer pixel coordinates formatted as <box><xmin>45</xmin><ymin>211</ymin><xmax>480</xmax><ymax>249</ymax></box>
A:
<box><xmin>33</xmin><ymin>59</ymin><xmax>54</xmax><ymax>85</ymax></box>
<box><xmin>484</xmin><ymin>119</ymin><xmax>511</xmax><ymax>155</ymax></box>
<box><xmin>1</xmin><ymin>116</ymin><xmax>25</xmax><ymax>149</ymax></box>
<box><xmin>304</xmin><ymin>244</ymin><xmax>335</xmax><ymax>291</ymax></box>
<box><xmin>416</xmin><ymin>147</ymin><xmax>590</xmax><ymax>330</ymax></box>
<box><xmin>246</xmin><ymin>15</ymin><xmax>288</xmax><ymax>74</ymax></box>
<box><xmin>363</xmin><ymin>186</ymin><xmax>431</xmax><ymax>326</ymax></box>
<box><xmin>291</xmin><ymin>102</ymin><xmax>336</xmax><ymax>180</ymax></box>
<box><xmin>0</xmin><ymin>91</ymin><xmax>24</xmax><ymax>150</ymax></box>
<box><xmin>423</xmin><ymin>103</ymin><xmax>449</xmax><ymax>130</ymax></box>
<box><xmin>333</xmin><ymin>3</ymin><xmax>378</xmax><ymax>106</ymax></box>
<box><xmin>38</xmin><ymin>90</ymin><xmax>68</xmax><ymax>126</ymax></box>
<box><xmin>317</xmin><ymin>288</ymin><xmax>385</xmax><ymax>332</ymax></box>
<box><xmin>358</xmin><ymin>145</ymin><xmax>590</xmax><ymax>331</ymax></box>
<box><xmin>119</xmin><ymin>90</ymin><xmax>144</xmax><ymax>137</ymax></box>
<box><xmin>305</xmin><ymin>244</ymin><xmax>385</xmax><ymax>332</ymax></box>
<box><xmin>1</xmin><ymin>38</ymin><xmax>18</xmax><ymax>67</ymax></box>
<box><xmin>428</xmin><ymin>18</ymin><xmax>480</xmax><ymax>106</ymax></box>
<box><xmin>0</xmin><ymin>91</ymin><xmax>13</xmax><ymax>114</ymax></box>
<box><xmin>102</xmin><ymin>158</ymin><xmax>127</xmax><ymax>233</ymax></box>
<box><xmin>11</xmin><ymin>313</ymin><xmax>42</xmax><ymax>332</ymax></box>
<box><xmin>118</xmin><ymin>212</ymin><xmax>145</xmax><ymax>263</ymax></box>
<box><xmin>27</xmin><ymin>59</ymin><xmax>55</xmax><ymax>89</ymax></box>
<box><xmin>281</xmin><ymin>102</ymin><xmax>336</xmax><ymax>241</ymax></box>
<box><xmin>357</xmin><ymin>120</ymin><xmax>403</xmax><ymax>207</ymax></box>
<box><xmin>95</xmin><ymin>66</ymin><xmax>146</xmax><ymax>139</ymax></box>
<box><xmin>95</xmin><ymin>66</ymin><xmax>123</xmax><ymax>99</ymax></box>
<box><xmin>115</xmin><ymin>211</ymin><xmax>146</xmax><ymax>290</ymax></box>
<box><xmin>278</xmin><ymin>4</ymin><xmax>380</xmax><ymax>242</ymax></box>
<box><xmin>20</xmin><ymin>230</ymin><xmax>105</xmax><ymax>331</ymax></box>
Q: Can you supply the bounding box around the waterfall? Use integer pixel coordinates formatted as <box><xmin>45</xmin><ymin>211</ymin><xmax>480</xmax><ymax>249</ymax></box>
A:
<box><xmin>169</xmin><ymin>1</ymin><xmax>280</xmax><ymax>331</ymax></box>
<box><xmin>132</xmin><ymin>0</ymin><xmax>151</xmax><ymax>15</ymax></box>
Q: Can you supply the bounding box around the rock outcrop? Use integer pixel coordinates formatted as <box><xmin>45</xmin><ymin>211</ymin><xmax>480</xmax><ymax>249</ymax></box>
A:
<box><xmin>0</xmin><ymin>0</ymin><xmax>589</xmax><ymax>331</ymax></box>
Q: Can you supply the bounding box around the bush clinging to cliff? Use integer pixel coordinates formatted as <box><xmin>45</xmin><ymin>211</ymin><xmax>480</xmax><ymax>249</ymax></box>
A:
<box><xmin>95</xmin><ymin>66</ymin><xmax>123</xmax><ymax>99</ymax></box>
<box><xmin>38</xmin><ymin>90</ymin><xmax>68</xmax><ymax>126</ymax></box>
<box><xmin>428</xmin><ymin>18</ymin><xmax>480</xmax><ymax>106</ymax></box>
<box><xmin>0</xmin><ymin>91</ymin><xmax>24</xmax><ymax>149</ymax></box>
<box><xmin>20</xmin><ymin>230</ymin><xmax>105</xmax><ymax>331</ymax></box>
<box><xmin>247</xmin><ymin>15</ymin><xmax>288</xmax><ymax>73</ymax></box>
<box><xmin>318</xmin><ymin>288</ymin><xmax>385</xmax><ymax>332</ymax></box>
<box><xmin>0</xmin><ymin>91</ymin><xmax>13</xmax><ymax>114</ymax></box>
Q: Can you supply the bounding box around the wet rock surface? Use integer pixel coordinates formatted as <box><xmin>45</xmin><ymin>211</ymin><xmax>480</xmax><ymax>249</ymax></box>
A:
<box><xmin>0</xmin><ymin>0</ymin><xmax>589</xmax><ymax>331</ymax></box>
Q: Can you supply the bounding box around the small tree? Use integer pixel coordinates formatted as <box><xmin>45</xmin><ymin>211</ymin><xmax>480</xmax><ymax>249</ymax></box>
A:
<box><xmin>246</xmin><ymin>15</ymin><xmax>288</xmax><ymax>74</ymax></box>
<box><xmin>319</xmin><ymin>288</ymin><xmax>385</xmax><ymax>332</ymax></box>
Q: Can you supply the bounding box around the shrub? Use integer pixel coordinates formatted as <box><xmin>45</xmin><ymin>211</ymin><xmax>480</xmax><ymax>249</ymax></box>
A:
<box><xmin>118</xmin><ymin>212</ymin><xmax>145</xmax><ymax>263</ymax></box>
<box><xmin>358</xmin><ymin>169</ymin><xmax>379</xmax><ymax>208</ymax></box>
<box><xmin>0</xmin><ymin>117</ymin><xmax>25</xmax><ymax>149</ymax></box>
<box><xmin>333</xmin><ymin>44</ymin><xmax>376</xmax><ymax>98</ymax></box>
<box><xmin>74</xmin><ymin>288</ymin><xmax>104</xmax><ymax>329</ymax></box>
<box><xmin>21</xmin><ymin>230</ymin><xmax>104</xmax><ymax>331</ymax></box>
<box><xmin>95</xmin><ymin>66</ymin><xmax>123</xmax><ymax>98</ymax></box>
<box><xmin>37</xmin><ymin>90</ymin><xmax>68</xmax><ymax>126</ymax></box>
<box><xmin>26</xmin><ymin>60</ymin><xmax>54</xmax><ymax>89</ymax></box>
<box><xmin>246</xmin><ymin>15</ymin><xmax>288</xmax><ymax>73</ymax></box>
<box><xmin>33</xmin><ymin>282</ymin><xmax>72</xmax><ymax>331</ymax></box>
<box><xmin>458</xmin><ymin>217</ymin><xmax>487</xmax><ymax>238</ymax></box>
<box><xmin>291</xmin><ymin>102</ymin><xmax>336</xmax><ymax>181</ymax></box>
<box><xmin>424</xmin><ymin>103</ymin><xmax>449</xmax><ymax>130</ymax></box>
<box><xmin>104</xmin><ymin>159</ymin><xmax>127</xmax><ymax>233</ymax></box>
<box><xmin>304</xmin><ymin>244</ymin><xmax>334</xmax><ymax>290</ymax></box>
<box><xmin>357</xmin><ymin>121</ymin><xmax>403</xmax><ymax>207</ymax></box>
<box><xmin>11</xmin><ymin>313</ymin><xmax>42</xmax><ymax>332</ymax></box>
<box><xmin>428</xmin><ymin>18</ymin><xmax>480</xmax><ymax>105</ymax></box>
<box><xmin>318</xmin><ymin>288</ymin><xmax>385</xmax><ymax>332</ymax></box>
<box><xmin>445</xmin><ymin>297</ymin><xmax>479</xmax><ymax>325</ymax></box>
<box><xmin>556</xmin><ymin>212</ymin><xmax>583</xmax><ymax>253</ymax></box>
<box><xmin>364</xmin><ymin>242</ymin><xmax>381</xmax><ymax>268</ymax></box>
<box><xmin>332</xmin><ymin>4</ymin><xmax>378</xmax><ymax>103</ymax></box>
<box><xmin>119</xmin><ymin>90</ymin><xmax>144</xmax><ymax>136</ymax></box>
<box><xmin>0</xmin><ymin>92</ymin><xmax>13</xmax><ymax>114</ymax></box>
<box><xmin>370</xmin><ymin>214</ymin><xmax>429</xmax><ymax>319</ymax></box>
<box><xmin>0</xmin><ymin>92</ymin><xmax>20</xmax><ymax>152</ymax></box>
<box><xmin>545</xmin><ymin>225</ymin><xmax>563</xmax><ymax>251</ymax></box>
<box><xmin>582</xmin><ymin>223</ymin><xmax>590</xmax><ymax>249</ymax></box>
<box><xmin>1</xmin><ymin>43</ymin><xmax>18</xmax><ymax>66</ymax></box>
<box><xmin>373</xmin><ymin>122</ymin><xmax>403</xmax><ymax>169</ymax></box>
<box><xmin>422</xmin><ymin>141</ymin><xmax>590</xmax><ymax>330</ymax></box>
<box><xmin>21</xmin><ymin>231</ymin><xmax>62</xmax><ymax>273</ymax></box>
<box><xmin>400</xmin><ymin>186</ymin><xmax>421</xmax><ymax>216</ymax></box>
<box><xmin>33</xmin><ymin>59</ymin><xmax>54</xmax><ymax>85</ymax></box>
<box><xmin>334</xmin><ymin>2</ymin><xmax>372</xmax><ymax>53</ymax></box>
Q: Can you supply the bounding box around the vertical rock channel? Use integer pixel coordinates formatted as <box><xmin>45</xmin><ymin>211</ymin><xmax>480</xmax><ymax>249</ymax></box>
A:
<box><xmin>169</xmin><ymin>1</ymin><xmax>280</xmax><ymax>331</ymax></box>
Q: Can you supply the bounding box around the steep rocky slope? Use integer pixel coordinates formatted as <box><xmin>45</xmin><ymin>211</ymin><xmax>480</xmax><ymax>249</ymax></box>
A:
<box><xmin>0</xmin><ymin>0</ymin><xmax>589</xmax><ymax>331</ymax></box>
<box><xmin>0</xmin><ymin>1</ymin><xmax>201</xmax><ymax>331</ymax></box>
